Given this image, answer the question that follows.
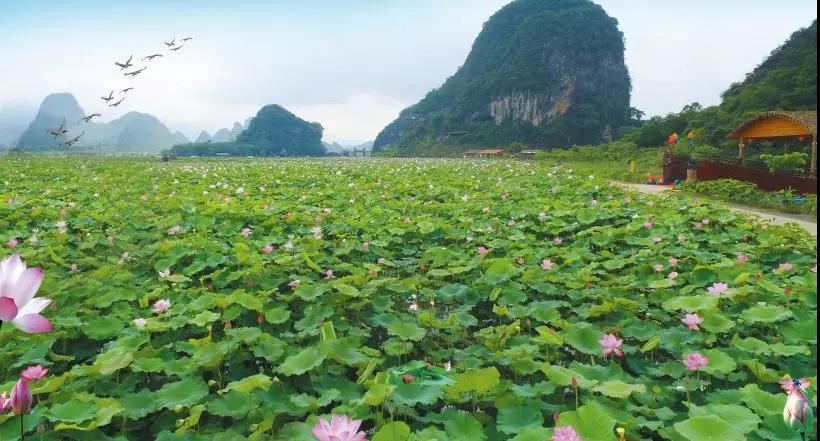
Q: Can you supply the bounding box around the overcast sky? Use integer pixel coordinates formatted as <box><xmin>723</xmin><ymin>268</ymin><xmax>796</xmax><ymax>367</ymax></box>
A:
<box><xmin>0</xmin><ymin>0</ymin><xmax>816</xmax><ymax>143</ymax></box>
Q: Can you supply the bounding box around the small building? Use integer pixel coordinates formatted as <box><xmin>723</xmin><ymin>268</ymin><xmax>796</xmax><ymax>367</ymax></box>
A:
<box><xmin>519</xmin><ymin>150</ymin><xmax>540</xmax><ymax>160</ymax></box>
<box><xmin>727</xmin><ymin>111</ymin><xmax>817</xmax><ymax>177</ymax></box>
<box><xmin>463</xmin><ymin>149</ymin><xmax>504</xmax><ymax>158</ymax></box>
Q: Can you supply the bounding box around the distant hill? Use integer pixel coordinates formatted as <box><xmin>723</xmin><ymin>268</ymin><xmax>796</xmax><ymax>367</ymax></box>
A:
<box><xmin>373</xmin><ymin>0</ymin><xmax>631</xmax><ymax>154</ymax></box>
<box><xmin>15</xmin><ymin>92</ymin><xmax>188</xmax><ymax>152</ymax></box>
<box><xmin>720</xmin><ymin>20</ymin><xmax>816</xmax><ymax>113</ymax></box>
<box><xmin>628</xmin><ymin>20</ymin><xmax>817</xmax><ymax>148</ymax></box>
<box><xmin>17</xmin><ymin>93</ymin><xmax>85</xmax><ymax>150</ymax></box>
<box><xmin>171</xmin><ymin>105</ymin><xmax>325</xmax><ymax>157</ymax></box>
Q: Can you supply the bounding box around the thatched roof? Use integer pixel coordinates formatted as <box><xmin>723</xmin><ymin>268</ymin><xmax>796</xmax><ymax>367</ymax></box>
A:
<box><xmin>727</xmin><ymin>111</ymin><xmax>817</xmax><ymax>139</ymax></box>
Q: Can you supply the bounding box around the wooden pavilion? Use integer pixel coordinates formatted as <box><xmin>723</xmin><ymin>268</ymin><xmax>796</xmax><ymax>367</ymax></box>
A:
<box><xmin>727</xmin><ymin>111</ymin><xmax>817</xmax><ymax>177</ymax></box>
<box><xmin>463</xmin><ymin>149</ymin><xmax>504</xmax><ymax>158</ymax></box>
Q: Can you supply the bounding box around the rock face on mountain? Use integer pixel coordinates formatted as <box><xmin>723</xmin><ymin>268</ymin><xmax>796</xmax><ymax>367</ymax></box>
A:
<box><xmin>373</xmin><ymin>0</ymin><xmax>631</xmax><ymax>153</ymax></box>
<box><xmin>17</xmin><ymin>93</ymin><xmax>86</xmax><ymax>150</ymax></box>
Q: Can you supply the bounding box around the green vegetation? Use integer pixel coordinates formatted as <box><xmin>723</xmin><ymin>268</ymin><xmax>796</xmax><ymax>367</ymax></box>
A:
<box><xmin>534</xmin><ymin>141</ymin><xmax>664</xmax><ymax>183</ymax></box>
<box><xmin>1</xmin><ymin>156</ymin><xmax>816</xmax><ymax>440</ymax></box>
<box><xmin>171</xmin><ymin>105</ymin><xmax>325</xmax><ymax>157</ymax></box>
<box><xmin>680</xmin><ymin>179</ymin><xmax>817</xmax><ymax>216</ymax></box>
<box><xmin>374</xmin><ymin>0</ymin><xmax>631</xmax><ymax>153</ymax></box>
<box><xmin>626</xmin><ymin>21</ymin><xmax>816</xmax><ymax>150</ymax></box>
<box><xmin>759</xmin><ymin>152</ymin><xmax>809</xmax><ymax>174</ymax></box>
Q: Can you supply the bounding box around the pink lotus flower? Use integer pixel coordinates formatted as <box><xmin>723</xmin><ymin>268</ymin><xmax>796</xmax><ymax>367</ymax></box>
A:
<box><xmin>5</xmin><ymin>239</ymin><xmax>18</xmax><ymax>248</ymax></box>
<box><xmin>682</xmin><ymin>313</ymin><xmax>704</xmax><ymax>331</ymax></box>
<box><xmin>599</xmin><ymin>333</ymin><xmax>624</xmax><ymax>358</ymax></box>
<box><xmin>10</xmin><ymin>378</ymin><xmax>32</xmax><ymax>415</ymax></box>
<box><xmin>361</xmin><ymin>242</ymin><xmax>369</xmax><ymax>250</ymax></box>
<box><xmin>653</xmin><ymin>264</ymin><xmax>664</xmax><ymax>272</ymax></box>
<box><xmin>311</xmin><ymin>414</ymin><xmax>367</xmax><ymax>441</ymax></box>
<box><xmin>652</xmin><ymin>236</ymin><xmax>662</xmax><ymax>244</ymax></box>
<box><xmin>737</xmin><ymin>254</ymin><xmax>748</xmax><ymax>263</ymax></box>
<box><xmin>288</xmin><ymin>280</ymin><xmax>301</xmax><ymax>289</ymax></box>
<box><xmin>643</xmin><ymin>221</ymin><xmax>653</xmax><ymax>229</ymax></box>
<box><xmin>477</xmin><ymin>246</ymin><xmax>489</xmax><ymax>256</ymax></box>
<box><xmin>668</xmin><ymin>271</ymin><xmax>679</xmax><ymax>280</ymax></box>
<box><xmin>677</xmin><ymin>234</ymin><xmax>686</xmax><ymax>242</ymax></box>
<box><xmin>778</xmin><ymin>263</ymin><xmax>793</xmax><ymax>272</ymax></box>
<box><xmin>779</xmin><ymin>378</ymin><xmax>810</xmax><ymax>393</ymax></box>
<box><xmin>408</xmin><ymin>302</ymin><xmax>418</xmax><ymax>312</ymax></box>
<box><xmin>0</xmin><ymin>253</ymin><xmax>53</xmax><ymax>334</ymax></box>
<box><xmin>0</xmin><ymin>391</ymin><xmax>10</xmax><ymax>415</ymax></box>
<box><xmin>554</xmin><ymin>237</ymin><xmax>563</xmax><ymax>245</ymax></box>
<box><xmin>552</xmin><ymin>425</ymin><xmax>582</xmax><ymax>441</ymax></box>
<box><xmin>683</xmin><ymin>353</ymin><xmax>709</xmax><ymax>371</ymax></box>
<box><xmin>167</xmin><ymin>225</ymin><xmax>181</xmax><ymax>235</ymax></box>
<box><xmin>152</xmin><ymin>299</ymin><xmax>171</xmax><ymax>314</ymax></box>
<box><xmin>668</xmin><ymin>258</ymin><xmax>678</xmax><ymax>266</ymax></box>
<box><xmin>133</xmin><ymin>318</ymin><xmax>147</xmax><ymax>329</ymax></box>
<box><xmin>325</xmin><ymin>269</ymin><xmax>334</xmax><ymax>279</ymax></box>
<box><xmin>261</xmin><ymin>244</ymin><xmax>274</xmax><ymax>254</ymax></box>
<box><xmin>695</xmin><ymin>223</ymin><xmax>703</xmax><ymax>231</ymax></box>
<box><xmin>707</xmin><ymin>282</ymin><xmax>729</xmax><ymax>296</ymax></box>
<box><xmin>541</xmin><ymin>259</ymin><xmax>556</xmax><ymax>270</ymax></box>
<box><xmin>20</xmin><ymin>365</ymin><xmax>48</xmax><ymax>382</ymax></box>
<box><xmin>507</xmin><ymin>219</ymin><xmax>516</xmax><ymax>227</ymax></box>
<box><xmin>241</xmin><ymin>227</ymin><xmax>252</xmax><ymax>237</ymax></box>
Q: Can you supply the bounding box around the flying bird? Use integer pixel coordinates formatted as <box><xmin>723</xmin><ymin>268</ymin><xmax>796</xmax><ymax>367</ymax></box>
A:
<box><xmin>47</xmin><ymin>119</ymin><xmax>67</xmax><ymax>138</ymax></box>
<box><xmin>181</xmin><ymin>37</ymin><xmax>193</xmax><ymax>42</ymax></box>
<box><xmin>78</xmin><ymin>114</ymin><xmax>102</xmax><ymax>123</ymax></box>
<box><xmin>164</xmin><ymin>38</ymin><xmax>175</xmax><ymax>47</ymax></box>
<box><xmin>101</xmin><ymin>90</ymin><xmax>114</xmax><ymax>102</ymax></box>
<box><xmin>63</xmin><ymin>131</ymin><xmax>84</xmax><ymax>147</ymax></box>
<box><xmin>170</xmin><ymin>45</ymin><xmax>184</xmax><ymax>52</ymax></box>
<box><xmin>121</xmin><ymin>87</ymin><xmax>134</xmax><ymax>94</ymax></box>
<box><xmin>124</xmin><ymin>66</ymin><xmax>147</xmax><ymax>77</ymax></box>
<box><xmin>142</xmin><ymin>54</ymin><xmax>163</xmax><ymax>61</ymax></box>
<box><xmin>114</xmin><ymin>55</ymin><xmax>133</xmax><ymax>70</ymax></box>
<box><xmin>109</xmin><ymin>98</ymin><xmax>125</xmax><ymax>108</ymax></box>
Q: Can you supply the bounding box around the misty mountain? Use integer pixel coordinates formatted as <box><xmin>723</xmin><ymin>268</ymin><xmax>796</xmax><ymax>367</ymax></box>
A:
<box><xmin>0</xmin><ymin>102</ymin><xmax>37</xmax><ymax>149</ymax></box>
<box><xmin>14</xmin><ymin>92</ymin><xmax>188</xmax><ymax>153</ymax></box>
<box><xmin>196</xmin><ymin>131</ymin><xmax>212</xmax><ymax>143</ymax></box>
<box><xmin>17</xmin><ymin>93</ymin><xmax>86</xmax><ymax>150</ymax></box>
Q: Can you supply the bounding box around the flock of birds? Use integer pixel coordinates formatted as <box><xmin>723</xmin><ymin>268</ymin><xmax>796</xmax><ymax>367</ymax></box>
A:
<box><xmin>47</xmin><ymin>37</ymin><xmax>193</xmax><ymax>147</ymax></box>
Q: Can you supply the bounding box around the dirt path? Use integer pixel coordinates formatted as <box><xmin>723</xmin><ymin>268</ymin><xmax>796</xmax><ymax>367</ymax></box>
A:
<box><xmin>618</xmin><ymin>182</ymin><xmax>817</xmax><ymax>236</ymax></box>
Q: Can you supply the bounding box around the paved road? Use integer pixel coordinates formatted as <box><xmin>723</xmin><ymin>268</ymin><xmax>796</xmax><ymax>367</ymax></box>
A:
<box><xmin>618</xmin><ymin>182</ymin><xmax>817</xmax><ymax>236</ymax></box>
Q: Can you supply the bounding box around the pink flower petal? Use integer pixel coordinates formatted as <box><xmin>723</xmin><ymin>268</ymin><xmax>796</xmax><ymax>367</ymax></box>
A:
<box><xmin>11</xmin><ymin>314</ymin><xmax>53</xmax><ymax>334</ymax></box>
<box><xmin>0</xmin><ymin>296</ymin><xmax>17</xmax><ymax>321</ymax></box>
<box><xmin>16</xmin><ymin>297</ymin><xmax>51</xmax><ymax>317</ymax></box>
<box><xmin>10</xmin><ymin>267</ymin><xmax>43</xmax><ymax>308</ymax></box>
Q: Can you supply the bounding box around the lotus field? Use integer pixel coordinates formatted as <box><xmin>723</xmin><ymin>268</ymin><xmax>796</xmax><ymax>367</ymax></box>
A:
<box><xmin>0</xmin><ymin>156</ymin><xmax>817</xmax><ymax>441</ymax></box>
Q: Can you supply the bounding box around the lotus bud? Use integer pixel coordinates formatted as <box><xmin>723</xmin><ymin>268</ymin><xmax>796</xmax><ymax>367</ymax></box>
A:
<box><xmin>10</xmin><ymin>378</ymin><xmax>32</xmax><ymax>415</ymax></box>
<box><xmin>571</xmin><ymin>377</ymin><xmax>578</xmax><ymax>389</ymax></box>
<box><xmin>783</xmin><ymin>383</ymin><xmax>813</xmax><ymax>433</ymax></box>
<box><xmin>617</xmin><ymin>427</ymin><xmax>626</xmax><ymax>441</ymax></box>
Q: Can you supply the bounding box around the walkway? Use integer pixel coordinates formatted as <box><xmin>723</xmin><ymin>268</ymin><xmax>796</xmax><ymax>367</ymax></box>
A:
<box><xmin>618</xmin><ymin>182</ymin><xmax>817</xmax><ymax>236</ymax></box>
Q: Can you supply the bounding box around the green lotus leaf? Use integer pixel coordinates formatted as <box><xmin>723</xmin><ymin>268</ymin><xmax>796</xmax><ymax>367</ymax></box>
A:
<box><xmin>556</xmin><ymin>403</ymin><xmax>616</xmax><ymax>441</ymax></box>
<box><xmin>593</xmin><ymin>380</ymin><xmax>647</xmax><ymax>398</ymax></box>
<box><xmin>279</xmin><ymin>346</ymin><xmax>326</xmax><ymax>376</ymax></box>
<box><xmin>674</xmin><ymin>415</ymin><xmax>745</xmax><ymax>441</ymax></box>
<box><xmin>386</xmin><ymin>320</ymin><xmax>426</xmax><ymax>341</ymax></box>
<box><xmin>219</xmin><ymin>373</ymin><xmax>273</xmax><ymax>394</ymax></box>
<box><xmin>496</xmin><ymin>403</ymin><xmax>544</xmax><ymax>434</ymax></box>
<box><xmin>742</xmin><ymin>304</ymin><xmax>793</xmax><ymax>324</ymax></box>
<box><xmin>689</xmin><ymin>404</ymin><xmax>760</xmax><ymax>434</ymax></box>
<box><xmin>444</xmin><ymin>414</ymin><xmax>487</xmax><ymax>441</ymax></box>
<box><xmin>155</xmin><ymin>378</ymin><xmax>209</xmax><ymax>409</ymax></box>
